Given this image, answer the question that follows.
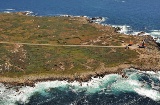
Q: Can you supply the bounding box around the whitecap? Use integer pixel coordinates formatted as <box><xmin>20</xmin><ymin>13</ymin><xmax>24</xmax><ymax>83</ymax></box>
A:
<box><xmin>1</xmin><ymin>69</ymin><xmax>160</xmax><ymax>104</ymax></box>
<box><xmin>134</xmin><ymin>88</ymin><xmax>160</xmax><ymax>101</ymax></box>
<box><xmin>0</xmin><ymin>74</ymin><xmax>119</xmax><ymax>104</ymax></box>
<box><xmin>110</xmin><ymin>78</ymin><xmax>143</xmax><ymax>93</ymax></box>
<box><xmin>23</xmin><ymin>11</ymin><xmax>34</xmax><ymax>15</ymax></box>
<box><xmin>149</xmin><ymin>30</ymin><xmax>160</xmax><ymax>43</ymax></box>
<box><xmin>112</xmin><ymin>25</ymin><xmax>132</xmax><ymax>34</ymax></box>
<box><xmin>109</xmin><ymin>23</ymin><xmax>160</xmax><ymax>43</ymax></box>
<box><xmin>92</xmin><ymin>17</ymin><xmax>107</xmax><ymax>24</ymax></box>
<box><xmin>5</xmin><ymin>9</ymin><xmax>15</xmax><ymax>11</ymax></box>
<box><xmin>3</xmin><ymin>11</ymin><xmax>10</xmax><ymax>13</ymax></box>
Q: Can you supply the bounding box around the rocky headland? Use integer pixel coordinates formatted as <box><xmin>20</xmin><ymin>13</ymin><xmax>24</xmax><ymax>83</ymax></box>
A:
<box><xmin>0</xmin><ymin>12</ymin><xmax>160</xmax><ymax>86</ymax></box>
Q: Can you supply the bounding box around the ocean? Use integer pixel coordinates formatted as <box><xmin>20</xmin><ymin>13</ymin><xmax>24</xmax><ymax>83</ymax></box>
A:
<box><xmin>0</xmin><ymin>0</ymin><xmax>160</xmax><ymax>105</ymax></box>
<box><xmin>0</xmin><ymin>0</ymin><xmax>160</xmax><ymax>39</ymax></box>
<box><xmin>1</xmin><ymin>69</ymin><xmax>160</xmax><ymax>105</ymax></box>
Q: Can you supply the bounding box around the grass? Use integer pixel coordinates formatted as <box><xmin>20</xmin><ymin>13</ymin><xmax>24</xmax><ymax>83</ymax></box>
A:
<box><xmin>0</xmin><ymin>13</ymin><xmax>105</xmax><ymax>45</ymax></box>
<box><xmin>0</xmin><ymin>44</ymin><xmax>138</xmax><ymax>77</ymax></box>
<box><xmin>0</xmin><ymin>13</ymin><xmax>140</xmax><ymax>78</ymax></box>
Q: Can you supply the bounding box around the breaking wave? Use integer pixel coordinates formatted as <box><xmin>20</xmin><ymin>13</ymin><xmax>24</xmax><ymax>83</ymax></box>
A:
<box><xmin>5</xmin><ymin>9</ymin><xmax>15</xmax><ymax>11</ymax></box>
<box><xmin>111</xmin><ymin>24</ymin><xmax>160</xmax><ymax>43</ymax></box>
<box><xmin>0</xmin><ymin>69</ymin><xmax>160</xmax><ymax>105</ymax></box>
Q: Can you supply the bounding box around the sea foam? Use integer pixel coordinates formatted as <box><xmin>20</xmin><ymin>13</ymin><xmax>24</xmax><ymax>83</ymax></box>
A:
<box><xmin>1</xmin><ymin>69</ymin><xmax>160</xmax><ymax>104</ymax></box>
<box><xmin>111</xmin><ymin>24</ymin><xmax>160</xmax><ymax>43</ymax></box>
<box><xmin>134</xmin><ymin>88</ymin><xmax>160</xmax><ymax>101</ymax></box>
<box><xmin>112</xmin><ymin>25</ymin><xmax>132</xmax><ymax>34</ymax></box>
<box><xmin>5</xmin><ymin>9</ymin><xmax>15</xmax><ymax>11</ymax></box>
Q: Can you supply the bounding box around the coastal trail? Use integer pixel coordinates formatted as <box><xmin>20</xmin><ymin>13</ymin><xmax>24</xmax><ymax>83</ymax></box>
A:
<box><xmin>0</xmin><ymin>41</ymin><xmax>126</xmax><ymax>48</ymax></box>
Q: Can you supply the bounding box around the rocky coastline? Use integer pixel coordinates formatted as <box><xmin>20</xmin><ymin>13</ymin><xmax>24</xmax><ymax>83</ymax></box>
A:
<box><xmin>0</xmin><ymin>12</ymin><xmax>160</xmax><ymax>87</ymax></box>
<box><xmin>1</xmin><ymin>63</ymin><xmax>160</xmax><ymax>87</ymax></box>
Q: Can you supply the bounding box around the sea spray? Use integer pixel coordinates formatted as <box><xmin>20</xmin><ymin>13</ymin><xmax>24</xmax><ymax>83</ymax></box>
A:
<box><xmin>0</xmin><ymin>69</ymin><xmax>160</xmax><ymax>104</ymax></box>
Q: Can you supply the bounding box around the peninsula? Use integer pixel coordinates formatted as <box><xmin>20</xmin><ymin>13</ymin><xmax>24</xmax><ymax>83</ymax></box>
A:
<box><xmin>0</xmin><ymin>13</ymin><xmax>159</xmax><ymax>86</ymax></box>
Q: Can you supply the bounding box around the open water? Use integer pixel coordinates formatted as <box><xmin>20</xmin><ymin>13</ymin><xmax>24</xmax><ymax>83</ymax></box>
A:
<box><xmin>0</xmin><ymin>0</ymin><xmax>160</xmax><ymax>105</ymax></box>
<box><xmin>0</xmin><ymin>0</ymin><xmax>160</xmax><ymax>39</ymax></box>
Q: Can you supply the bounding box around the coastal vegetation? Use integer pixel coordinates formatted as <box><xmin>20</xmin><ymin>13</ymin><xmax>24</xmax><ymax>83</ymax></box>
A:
<box><xmin>0</xmin><ymin>13</ymin><xmax>159</xmax><ymax>85</ymax></box>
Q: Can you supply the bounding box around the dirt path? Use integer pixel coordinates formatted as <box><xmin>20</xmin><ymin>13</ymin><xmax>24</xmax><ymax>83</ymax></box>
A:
<box><xmin>0</xmin><ymin>41</ymin><xmax>125</xmax><ymax>48</ymax></box>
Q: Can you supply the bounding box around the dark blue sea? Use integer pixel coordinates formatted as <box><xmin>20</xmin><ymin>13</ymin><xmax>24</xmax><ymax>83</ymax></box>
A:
<box><xmin>0</xmin><ymin>0</ymin><xmax>160</xmax><ymax>39</ymax></box>
<box><xmin>0</xmin><ymin>0</ymin><xmax>160</xmax><ymax>105</ymax></box>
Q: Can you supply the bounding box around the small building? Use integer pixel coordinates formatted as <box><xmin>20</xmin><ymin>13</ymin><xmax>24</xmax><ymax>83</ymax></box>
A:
<box><xmin>138</xmin><ymin>40</ymin><xmax>146</xmax><ymax>48</ymax></box>
<box><xmin>128</xmin><ymin>40</ymin><xmax>133</xmax><ymax>46</ymax></box>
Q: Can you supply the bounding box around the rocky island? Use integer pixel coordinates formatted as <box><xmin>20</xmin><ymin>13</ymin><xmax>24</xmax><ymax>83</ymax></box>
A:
<box><xmin>0</xmin><ymin>12</ymin><xmax>160</xmax><ymax>86</ymax></box>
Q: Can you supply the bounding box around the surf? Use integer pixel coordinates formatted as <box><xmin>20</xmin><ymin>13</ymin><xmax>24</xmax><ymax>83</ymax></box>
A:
<box><xmin>0</xmin><ymin>69</ymin><xmax>160</xmax><ymax>105</ymax></box>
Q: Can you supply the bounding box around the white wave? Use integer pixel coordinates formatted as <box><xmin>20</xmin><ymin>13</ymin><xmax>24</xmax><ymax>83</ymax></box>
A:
<box><xmin>23</xmin><ymin>11</ymin><xmax>34</xmax><ymax>15</ymax></box>
<box><xmin>112</xmin><ymin>24</ymin><xmax>150</xmax><ymax>36</ymax></box>
<box><xmin>1</xmin><ymin>69</ymin><xmax>160</xmax><ymax>104</ymax></box>
<box><xmin>115</xmin><ymin>0</ymin><xmax>126</xmax><ymax>3</ymax></box>
<box><xmin>135</xmin><ymin>88</ymin><xmax>160</xmax><ymax>101</ymax></box>
<box><xmin>24</xmin><ymin>11</ymin><xmax>33</xmax><ymax>14</ymax></box>
<box><xmin>111</xmin><ymin>79</ymin><xmax>142</xmax><ymax>93</ymax></box>
<box><xmin>112</xmin><ymin>25</ymin><xmax>132</xmax><ymax>34</ymax></box>
<box><xmin>3</xmin><ymin>10</ymin><xmax>35</xmax><ymax>16</ymax></box>
<box><xmin>80</xmin><ymin>74</ymin><xmax>119</xmax><ymax>93</ymax></box>
<box><xmin>149</xmin><ymin>30</ymin><xmax>160</xmax><ymax>43</ymax></box>
<box><xmin>0</xmin><ymin>83</ymin><xmax>35</xmax><ymax>105</ymax></box>
<box><xmin>145</xmin><ymin>71</ymin><xmax>157</xmax><ymax>75</ymax></box>
<box><xmin>93</xmin><ymin>17</ymin><xmax>107</xmax><ymax>24</ymax></box>
<box><xmin>131</xmin><ymin>70</ymin><xmax>160</xmax><ymax>101</ymax></box>
<box><xmin>60</xmin><ymin>14</ymin><xmax>72</xmax><ymax>17</ymax></box>
<box><xmin>132</xmin><ymin>31</ymin><xmax>150</xmax><ymax>36</ymax></box>
<box><xmin>110</xmin><ymin>69</ymin><xmax>160</xmax><ymax>101</ymax></box>
<box><xmin>5</xmin><ymin>9</ymin><xmax>15</xmax><ymax>11</ymax></box>
<box><xmin>3</xmin><ymin>11</ymin><xmax>10</xmax><ymax>13</ymax></box>
<box><xmin>0</xmin><ymin>74</ymin><xmax>119</xmax><ymax>104</ymax></box>
<box><xmin>110</xmin><ymin>24</ymin><xmax>160</xmax><ymax>43</ymax></box>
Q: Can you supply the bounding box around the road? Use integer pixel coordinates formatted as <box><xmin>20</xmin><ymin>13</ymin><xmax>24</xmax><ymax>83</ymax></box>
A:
<box><xmin>0</xmin><ymin>41</ymin><xmax>125</xmax><ymax>48</ymax></box>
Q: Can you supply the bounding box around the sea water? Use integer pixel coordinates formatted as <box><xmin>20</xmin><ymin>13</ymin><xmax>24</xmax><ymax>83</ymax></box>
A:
<box><xmin>0</xmin><ymin>69</ymin><xmax>160</xmax><ymax>105</ymax></box>
<box><xmin>0</xmin><ymin>0</ymin><xmax>160</xmax><ymax>104</ymax></box>
<box><xmin>0</xmin><ymin>0</ymin><xmax>160</xmax><ymax>38</ymax></box>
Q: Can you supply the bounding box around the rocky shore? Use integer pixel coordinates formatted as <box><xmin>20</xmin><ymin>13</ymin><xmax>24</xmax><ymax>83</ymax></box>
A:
<box><xmin>1</xmin><ymin>63</ymin><xmax>160</xmax><ymax>87</ymax></box>
<box><xmin>0</xmin><ymin>13</ymin><xmax>160</xmax><ymax>87</ymax></box>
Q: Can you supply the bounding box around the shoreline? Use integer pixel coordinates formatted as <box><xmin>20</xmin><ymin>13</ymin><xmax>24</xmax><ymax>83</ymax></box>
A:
<box><xmin>1</xmin><ymin>64</ymin><xmax>160</xmax><ymax>87</ymax></box>
<box><xmin>15</xmin><ymin>11</ymin><xmax>160</xmax><ymax>42</ymax></box>
<box><xmin>0</xmin><ymin>12</ymin><xmax>160</xmax><ymax>87</ymax></box>
<box><xmin>2</xmin><ymin>11</ymin><xmax>160</xmax><ymax>41</ymax></box>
